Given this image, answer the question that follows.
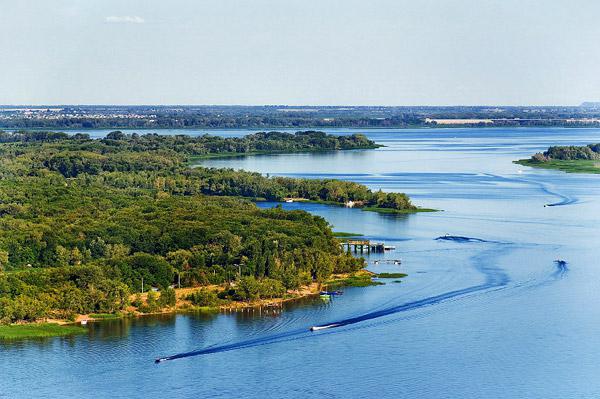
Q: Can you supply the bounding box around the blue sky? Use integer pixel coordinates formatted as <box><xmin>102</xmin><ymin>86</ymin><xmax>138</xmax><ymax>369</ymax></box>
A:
<box><xmin>1</xmin><ymin>0</ymin><xmax>598</xmax><ymax>105</ymax></box>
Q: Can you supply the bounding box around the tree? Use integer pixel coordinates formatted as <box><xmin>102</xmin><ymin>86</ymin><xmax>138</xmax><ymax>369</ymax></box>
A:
<box><xmin>159</xmin><ymin>287</ymin><xmax>176</xmax><ymax>307</ymax></box>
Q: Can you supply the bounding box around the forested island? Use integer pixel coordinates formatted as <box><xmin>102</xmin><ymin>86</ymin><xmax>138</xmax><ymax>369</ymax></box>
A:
<box><xmin>0</xmin><ymin>130</ymin><xmax>417</xmax><ymax>337</ymax></box>
<box><xmin>516</xmin><ymin>143</ymin><xmax>600</xmax><ymax>173</ymax></box>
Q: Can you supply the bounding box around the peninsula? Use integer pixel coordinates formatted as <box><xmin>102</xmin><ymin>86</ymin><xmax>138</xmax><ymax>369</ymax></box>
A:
<box><xmin>515</xmin><ymin>143</ymin><xmax>600</xmax><ymax>174</ymax></box>
<box><xmin>0</xmin><ymin>130</ymin><xmax>416</xmax><ymax>338</ymax></box>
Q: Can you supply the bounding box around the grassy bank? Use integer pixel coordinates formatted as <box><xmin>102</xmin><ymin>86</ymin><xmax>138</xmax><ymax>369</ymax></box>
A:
<box><xmin>375</xmin><ymin>272</ymin><xmax>408</xmax><ymax>278</ymax></box>
<box><xmin>0</xmin><ymin>323</ymin><xmax>86</xmax><ymax>340</ymax></box>
<box><xmin>88</xmin><ymin>313</ymin><xmax>122</xmax><ymax>320</ymax></box>
<box><xmin>326</xmin><ymin>271</ymin><xmax>384</xmax><ymax>287</ymax></box>
<box><xmin>361</xmin><ymin>206</ymin><xmax>439</xmax><ymax>215</ymax></box>
<box><xmin>515</xmin><ymin>159</ymin><xmax>600</xmax><ymax>174</ymax></box>
<box><xmin>332</xmin><ymin>232</ymin><xmax>364</xmax><ymax>238</ymax></box>
<box><xmin>187</xmin><ymin>145</ymin><xmax>382</xmax><ymax>163</ymax></box>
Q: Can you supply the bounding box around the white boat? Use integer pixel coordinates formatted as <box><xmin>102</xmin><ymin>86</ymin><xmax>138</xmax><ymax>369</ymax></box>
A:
<box><xmin>310</xmin><ymin>323</ymin><xmax>339</xmax><ymax>331</ymax></box>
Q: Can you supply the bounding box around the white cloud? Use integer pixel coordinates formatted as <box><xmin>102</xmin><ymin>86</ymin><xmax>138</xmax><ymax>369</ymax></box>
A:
<box><xmin>105</xmin><ymin>16</ymin><xmax>145</xmax><ymax>24</ymax></box>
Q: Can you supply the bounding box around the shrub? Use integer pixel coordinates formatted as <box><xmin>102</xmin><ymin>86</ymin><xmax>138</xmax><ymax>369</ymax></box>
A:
<box><xmin>187</xmin><ymin>288</ymin><xmax>220</xmax><ymax>307</ymax></box>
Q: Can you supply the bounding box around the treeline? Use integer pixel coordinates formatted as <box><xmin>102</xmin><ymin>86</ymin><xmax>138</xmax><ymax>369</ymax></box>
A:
<box><xmin>92</xmin><ymin>168</ymin><xmax>414</xmax><ymax>209</ymax></box>
<box><xmin>6</xmin><ymin>105</ymin><xmax>600</xmax><ymax>129</ymax></box>
<box><xmin>0</xmin><ymin>130</ymin><xmax>410</xmax><ymax>323</ymax></box>
<box><xmin>0</xmin><ymin>129</ymin><xmax>377</xmax><ymax>155</ymax></box>
<box><xmin>529</xmin><ymin>143</ymin><xmax>600</xmax><ymax>162</ymax></box>
<box><xmin>0</xmin><ymin>130</ymin><xmax>414</xmax><ymax>209</ymax></box>
<box><xmin>0</xmin><ymin>180</ymin><xmax>363</xmax><ymax>323</ymax></box>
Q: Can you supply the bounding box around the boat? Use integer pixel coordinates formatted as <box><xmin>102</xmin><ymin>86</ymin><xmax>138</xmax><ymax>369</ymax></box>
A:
<box><xmin>285</xmin><ymin>199</ymin><xmax>294</xmax><ymax>203</ymax></box>
<box><xmin>555</xmin><ymin>259</ymin><xmax>567</xmax><ymax>265</ymax></box>
<box><xmin>310</xmin><ymin>323</ymin><xmax>340</xmax><ymax>331</ymax></box>
<box><xmin>319</xmin><ymin>290</ymin><xmax>343</xmax><ymax>296</ymax></box>
<box><xmin>80</xmin><ymin>319</ymin><xmax>88</xmax><ymax>325</ymax></box>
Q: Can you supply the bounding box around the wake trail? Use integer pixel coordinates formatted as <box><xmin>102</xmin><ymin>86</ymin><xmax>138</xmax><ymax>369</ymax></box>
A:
<box><xmin>482</xmin><ymin>173</ymin><xmax>577</xmax><ymax>207</ymax></box>
<box><xmin>155</xmin><ymin>244</ymin><xmax>510</xmax><ymax>363</ymax></box>
<box><xmin>154</xmin><ymin>240</ymin><xmax>566</xmax><ymax>363</ymax></box>
<box><xmin>435</xmin><ymin>235</ymin><xmax>501</xmax><ymax>244</ymax></box>
<box><xmin>552</xmin><ymin>260</ymin><xmax>569</xmax><ymax>279</ymax></box>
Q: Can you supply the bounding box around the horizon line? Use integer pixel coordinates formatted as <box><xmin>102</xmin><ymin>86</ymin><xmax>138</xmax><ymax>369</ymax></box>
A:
<box><xmin>0</xmin><ymin>103</ymin><xmax>593</xmax><ymax>108</ymax></box>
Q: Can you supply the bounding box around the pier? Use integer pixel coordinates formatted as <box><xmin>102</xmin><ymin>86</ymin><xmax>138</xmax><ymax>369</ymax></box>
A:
<box><xmin>340</xmin><ymin>240</ymin><xmax>395</xmax><ymax>253</ymax></box>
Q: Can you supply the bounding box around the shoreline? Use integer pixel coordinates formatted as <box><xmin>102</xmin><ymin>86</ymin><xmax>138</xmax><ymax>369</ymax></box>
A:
<box><xmin>186</xmin><ymin>145</ymin><xmax>382</xmax><ymax>163</ymax></box>
<box><xmin>1</xmin><ymin>271</ymin><xmax>378</xmax><ymax>340</ymax></box>
<box><xmin>514</xmin><ymin>158</ymin><xmax>600</xmax><ymax>174</ymax></box>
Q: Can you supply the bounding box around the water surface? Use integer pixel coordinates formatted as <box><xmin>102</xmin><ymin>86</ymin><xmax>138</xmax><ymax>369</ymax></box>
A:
<box><xmin>2</xmin><ymin>128</ymin><xmax>600</xmax><ymax>398</ymax></box>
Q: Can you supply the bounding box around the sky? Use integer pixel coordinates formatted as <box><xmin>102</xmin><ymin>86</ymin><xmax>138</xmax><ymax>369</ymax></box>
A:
<box><xmin>1</xmin><ymin>0</ymin><xmax>599</xmax><ymax>106</ymax></box>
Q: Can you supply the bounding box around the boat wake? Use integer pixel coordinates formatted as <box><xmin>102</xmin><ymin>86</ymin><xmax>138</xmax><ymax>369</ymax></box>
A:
<box><xmin>552</xmin><ymin>259</ymin><xmax>568</xmax><ymax>279</ymax></box>
<box><xmin>435</xmin><ymin>235</ymin><xmax>494</xmax><ymax>243</ymax></box>
<box><xmin>483</xmin><ymin>173</ymin><xmax>578</xmax><ymax>208</ymax></box>
<box><xmin>154</xmin><ymin>237</ymin><xmax>570</xmax><ymax>364</ymax></box>
<box><xmin>155</xmin><ymin>245</ymin><xmax>511</xmax><ymax>363</ymax></box>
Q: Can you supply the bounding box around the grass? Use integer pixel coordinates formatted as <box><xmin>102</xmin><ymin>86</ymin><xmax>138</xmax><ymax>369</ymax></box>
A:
<box><xmin>89</xmin><ymin>313</ymin><xmax>122</xmax><ymax>319</ymax></box>
<box><xmin>515</xmin><ymin>159</ymin><xmax>600</xmax><ymax>174</ymax></box>
<box><xmin>374</xmin><ymin>272</ymin><xmax>408</xmax><ymax>278</ymax></box>
<box><xmin>326</xmin><ymin>272</ymin><xmax>384</xmax><ymax>287</ymax></box>
<box><xmin>332</xmin><ymin>232</ymin><xmax>364</xmax><ymax>238</ymax></box>
<box><xmin>361</xmin><ymin>207</ymin><xmax>439</xmax><ymax>215</ymax></box>
<box><xmin>0</xmin><ymin>323</ymin><xmax>87</xmax><ymax>340</ymax></box>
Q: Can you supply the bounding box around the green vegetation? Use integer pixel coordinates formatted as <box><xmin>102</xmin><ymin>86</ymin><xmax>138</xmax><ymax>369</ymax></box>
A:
<box><xmin>89</xmin><ymin>313</ymin><xmax>122</xmax><ymax>319</ymax></box>
<box><xmin>6</xmin><ymin>105</ymin><xmax>600</xmax><ymax>130</ymax></box>
<box><xmin>0</xmin><ymin>130</ymin><xmax>418</xmax><ymax>324</ymax></box>
<box><xmin>332</xmin><ymin>232</ymin><xmax>364</xmax><ymax>238</ymax></box>
<box><xmin>187</xmin><ymin>288</ymin><xmax>221</xmax><ymax>307</ymax></box>
<box><xmin>516</xmin><ymin>143</ymin><xmax>600</xmax><ymax>174</ymax></box>
<box><xmin>375</xmin><ymin>273</ymin><xmax>407</xmax><ymax>278</ymax></box>
<box><xmin>327</xmin><ymin>272</ymin><xmax>384</xmax><ymax>287</ymax></box>
<box><xmin>515</xmin><ymin>159</ymin><xmax>600</xmax><ymax>174</ymax></box>
<box><xmin>0</xmin><ymin>323</ymin><xmax>86</xmax><ymax>340</ymax></box>
<box><xmin>362</xmin><ymin>206</ymin><xmax>438</xmax><ymax>214</ymax></box>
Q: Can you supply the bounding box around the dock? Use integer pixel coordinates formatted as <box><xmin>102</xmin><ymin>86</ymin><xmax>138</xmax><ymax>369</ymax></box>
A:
<box><xmin>340</xmin><ymin>239</ymin><xmax>395</xmax><ymax>253</ymax></box>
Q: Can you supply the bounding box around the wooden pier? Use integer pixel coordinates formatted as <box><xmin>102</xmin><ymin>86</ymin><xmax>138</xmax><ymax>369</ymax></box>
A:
<box><xmin>340</xmin><ymin>240</ymin><xmax>393</xmax><ymax>253</ymax></box>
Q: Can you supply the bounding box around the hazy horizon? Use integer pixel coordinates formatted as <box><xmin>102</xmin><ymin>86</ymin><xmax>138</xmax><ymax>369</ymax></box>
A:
<box><xmin>0</xmin><ymin>103</ymin><xmax>594</xmax><ymax>107</ymax></box>
<box><xmin>2</xmin><ymin>0</ymin><xmax>599</xmax><ymax>106</ymax></box>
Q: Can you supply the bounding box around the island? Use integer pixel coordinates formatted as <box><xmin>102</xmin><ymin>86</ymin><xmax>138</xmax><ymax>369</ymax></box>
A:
<box><xmin>0</xmin><ymin>130</ymin><xmax>416</xmax><ymax>338</ymax></box>
<box><xmin>515</xmin><ymin>143</ymin><xmax>600</xmax><ymax>174</ymax></box>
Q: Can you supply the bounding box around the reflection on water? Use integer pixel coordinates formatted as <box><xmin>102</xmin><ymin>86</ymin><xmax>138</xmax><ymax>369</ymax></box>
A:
<box><xmin>2</xmin><ymin>128</ymin><xmax>600</xmax><ymax>399</ymax></box>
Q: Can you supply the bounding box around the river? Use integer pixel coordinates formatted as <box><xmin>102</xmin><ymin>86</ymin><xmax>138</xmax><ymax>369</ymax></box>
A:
<box><xmin>2</xmin><ymin>128</ymin><xmax>600</xmax><ymax>398</ymax></box>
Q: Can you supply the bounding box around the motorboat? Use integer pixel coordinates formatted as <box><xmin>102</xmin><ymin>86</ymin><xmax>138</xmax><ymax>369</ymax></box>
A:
<box><xmin>310</xmin><ymin>323</ymin><xmax>340</xmax><ymax>331</ymax></box>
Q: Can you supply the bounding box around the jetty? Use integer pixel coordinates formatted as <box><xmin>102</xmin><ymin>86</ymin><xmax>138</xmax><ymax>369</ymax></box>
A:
<box><xmin>340</xmin><ymin>239</ymin><xmax>395</xmax><ymax>253</ymax></box>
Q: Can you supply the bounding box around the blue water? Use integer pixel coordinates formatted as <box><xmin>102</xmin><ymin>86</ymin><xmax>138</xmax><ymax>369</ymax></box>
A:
<box><xmin>2</xmin><ymin>128</ymin><xmax>600</xmax><ymax>398</ymax></box>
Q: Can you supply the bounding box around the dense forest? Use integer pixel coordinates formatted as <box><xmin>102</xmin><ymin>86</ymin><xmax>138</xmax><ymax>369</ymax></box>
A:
<box><xmin>0</xmin><ymin>130</ymin><xmax>414</xmax><ymax>324</ymax></box>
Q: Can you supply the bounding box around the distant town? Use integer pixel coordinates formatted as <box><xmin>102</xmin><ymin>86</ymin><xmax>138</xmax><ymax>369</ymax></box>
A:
<box><xmin>1</xmin><ymin>104</ymin><xmax>600</xmax><ymax>129</ymax></box>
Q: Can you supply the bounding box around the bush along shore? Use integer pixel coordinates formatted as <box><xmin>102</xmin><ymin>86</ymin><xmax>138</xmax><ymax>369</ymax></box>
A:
<box><xmin>515</xmin><ymin>143</ymin><xmax>600</xmax><ymax>174</ymax></box>
<box><xmin>0</xmin><ymin>130</ymin><xmax>419</xmax><ymax>336</ymax></box>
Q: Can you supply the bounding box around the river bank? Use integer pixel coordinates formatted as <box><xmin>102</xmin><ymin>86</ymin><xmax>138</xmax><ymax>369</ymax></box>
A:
<box><xmin>186</xmin><ymin>144</ymin><xmax>382</xmax><ymax>163</ymax></box>
<box><xmin>0</xmin><ymin>270</ymin><xmax>384</xmax><ymax>340</ymax></box>
<box><xmin>515</xmin><ymin>158</ymin><xmax>600</xmax><ymax>174</ymax></box>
